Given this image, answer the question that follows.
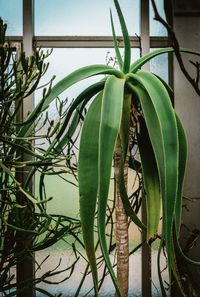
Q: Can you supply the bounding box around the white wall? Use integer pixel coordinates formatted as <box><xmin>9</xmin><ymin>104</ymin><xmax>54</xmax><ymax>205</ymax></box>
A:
<box><xmin>174</xmin><ymin>13</ymin><xmax>200</xmax><ymax>278</ymax></box>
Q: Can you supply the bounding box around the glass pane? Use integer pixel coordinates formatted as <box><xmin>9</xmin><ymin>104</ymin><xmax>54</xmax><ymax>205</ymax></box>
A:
<box><xmin>0</xmin><ymin>0</ymin><xmax>22</xmax><ymax>35</ymax></box>
<box><xmin>150</xmin><ymin>49</ymin><xmax>168</xmax><ymax>83</ymax></box>
<box><xmin>35</xmin><ymin>0</ymin><xmax>140</xmax><ymax>36</ymax></box>
<box><xmin>150</xmin><ymin>0</ymin><xmax>167</xmax><ymax>36</ymax></box>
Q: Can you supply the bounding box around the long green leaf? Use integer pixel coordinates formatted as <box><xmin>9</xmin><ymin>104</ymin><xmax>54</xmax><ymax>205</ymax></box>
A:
<box><xmin>17</xmin><ymin>65</ymin><xmax>123</xmax><ymax>139</ymax></box>
<box><xmin>110</xmin><ymin>10</ymin><xmax>123</xmax><ymax>70</ymax></box>
<box><xmin>130</xmin><ymin>47</ymin><xmax>200</xmax><ymax>73</ymax></box>
<box><xmin>119</xmin><ymin>165</ymin><xmax>146</xmax><ymax>230</ymax></box>
<box><xmin>78</xmin><ymin>92</ymin><xmax>103</xmax><ymax>295</ymax></box>
<box><xmin>119</xmin><ymin>164</ymin><xmax>147</xmax><ymax>231</ymax></box>
<box><xmin>114</xmin><ymin>0</ymin><xmax>131</xmax><ymax>73</ymax></box>
<box><xmin>41</xmin><ymin>65</ymin><xmax>123</xmax><ymax>112</ymax></box>
<box><xmin>137</xmin><ymin>118</ymin><xmax>161</xmax><ymax>241</ymax></box>
<box><xmin>175</xmin><ymin>114</ymin><xmax>188</xmax><ymax>235</ymax></box>
<box><xmin>54</xmin><ymin>81</ymin><xmax>105</xmax><ymax>153</ymax></box>
<box><xmin>23</xmin><ymin>82</ymin><xmax>105</xmax><ymax>191</ymax></box>
<box><xmin>98</xmin><ymin>75</ymin><xmax>125</xmax><ymax>297</ymax></box>
<box><xmin>127</xmin><ymin>73</ymin><xmax>178</xmax><ymax>266</ymax></box>
<box><xmin>119</xmin><ymin>93</ymin><xmax>146</xmax><ymax>230</ymax></box>
<box><xmin>127</xmin><ymin>81</ymin><xmax>165</xmax><ymax>183</ymax></box>
<box><xmin>134</xmin><ymin>71</ymin><xmax>178</xmax><ymax>253</ymax></box>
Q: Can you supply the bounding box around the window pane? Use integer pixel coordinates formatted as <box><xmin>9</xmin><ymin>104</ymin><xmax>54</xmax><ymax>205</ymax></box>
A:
<box><xmin>0</xmin><ymin>0</ymin><xmax>22</xmax><ymax>35</ymax></box>
<box><xmin>150</xmin><ymin>0</ymin><xmax>167</xmax><ymax>36</ymax></box>
<box><xmin>35</xmin><ymin>0</ymin><xmax>140</xmax><ymax>36</ymax></box>
<box><xmin>150</xmin><ymin>49</ymin><xmax>168</xmax><ymax>83</ymax></box>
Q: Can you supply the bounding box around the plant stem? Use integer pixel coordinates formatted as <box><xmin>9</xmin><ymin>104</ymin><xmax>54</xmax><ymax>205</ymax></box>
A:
<box><xmin>114</xmin><ymin>137</ymin><xmax>129</xmax><ymax>297</ymax></box>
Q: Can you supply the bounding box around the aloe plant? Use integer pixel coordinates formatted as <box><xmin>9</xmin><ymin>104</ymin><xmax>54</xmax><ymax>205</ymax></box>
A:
<box><xmin>17</xmin><ymin>1</ymin><xmax>200</xmax><ymax>296</ymax></box>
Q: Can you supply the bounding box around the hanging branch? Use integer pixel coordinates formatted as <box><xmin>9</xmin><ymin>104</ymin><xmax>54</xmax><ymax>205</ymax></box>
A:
<box><xmin>151</xmin><ymin>0</ymin><xmax>200</xmax><ymax>96</ymax></box>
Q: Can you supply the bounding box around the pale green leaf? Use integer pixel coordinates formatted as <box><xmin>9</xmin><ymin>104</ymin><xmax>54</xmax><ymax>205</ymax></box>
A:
<box><xmin>98</xmin><ymin>75</ymin><xmax>125</xmax><ymax>297</ymax></box>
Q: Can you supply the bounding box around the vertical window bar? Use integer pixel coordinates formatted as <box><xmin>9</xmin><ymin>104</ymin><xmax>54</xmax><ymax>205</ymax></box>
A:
<box><xmin>140</xmin><ymin>1</ymin><xmax>152</xmax><ymax>297</ymax></box>
<box><xmin>16</xmin><ymin>1</ymin><xmax>35</xmax><ymax>297</ymax></box>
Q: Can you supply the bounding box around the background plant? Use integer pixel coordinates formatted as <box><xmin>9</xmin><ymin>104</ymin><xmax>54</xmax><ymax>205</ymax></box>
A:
<box><xmin>0</xmin><ymin>19</ymin><xmax>83</xmax><ymax>297</ymax></box>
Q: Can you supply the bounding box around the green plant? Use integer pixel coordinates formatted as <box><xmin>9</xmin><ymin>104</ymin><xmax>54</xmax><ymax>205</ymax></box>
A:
<box><xmin>0</xmin><ymin>17</ymin><xmax>124</xmax><ymax>297</ymax></box>
<box><xmin>0</xmin><ymin>19</ymin><xmax>82</xmax><ymax>296</ymax></box>
<box><xmin>15</xmin><ymin>1</ymin><xmax>200</xmax><ymax>296</ymax></box>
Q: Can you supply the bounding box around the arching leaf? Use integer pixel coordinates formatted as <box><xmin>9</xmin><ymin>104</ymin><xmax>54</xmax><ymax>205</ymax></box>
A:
<box><xmin>114</xmin><ymin>0</ymin><xmax>131</xmax><ymax>73</ymax></box>
<box><xmin>54</xmin><ymin>81</ymin><xmax>105</xmax><ymax>153</ymax></box>
<box><xmin>78</xmin><ymin>92</ymin><xmax>103</xmax><ymax>295</ymax></box>
<box><xmin>175</xmin><ymin>114</ymin><xmax>188</xmax><ymax>235</ymax></box>
<box><xmin>130</xmin><ymin>47</ymin><xmax>200</xmax><ymax>73</ymax></box>
<box><xmin>127</xmin><ymin>71</ymin><xmax>179</xmax><ymax>268</ymax></box>
<box><xmin>17</xmin><ymin>65</ymin><xmax>123</xmax><ymax>139</ymax></box>
<box><xmin>137</xmin><ymin>118</ymin><xmax>161</xmax><ymax>241</ymax></box>
<box><xmin>98</xmin><ymin>75</ymin><xmax>125</xmax><ymax>297</ymax></box>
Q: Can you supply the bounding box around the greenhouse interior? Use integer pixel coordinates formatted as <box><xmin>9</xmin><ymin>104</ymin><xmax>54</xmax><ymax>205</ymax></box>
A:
<box><xmin>0</xmin><ymin>0</ymin><xmax>200</xmax><ymax>296</ymax></box>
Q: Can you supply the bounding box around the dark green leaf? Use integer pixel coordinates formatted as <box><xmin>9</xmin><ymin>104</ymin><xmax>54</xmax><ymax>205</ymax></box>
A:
<box><xmin>114</xmin><ymin>0</ymin><xmax>131</xmax><ymax>73</ymax></box>
<box><xmin>98</xmin><ymin>75</ymin><xmax>125</xmax><ymax>297</ymax></box>
<box><xmin>78</xmin><ymin>92</ymin><xmax>103</xmax><ymax>294</ymax></box>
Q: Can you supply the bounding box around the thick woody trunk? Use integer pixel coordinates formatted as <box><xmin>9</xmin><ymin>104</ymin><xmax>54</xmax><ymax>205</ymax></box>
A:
<box><xmin>114</xmin><ymin>137</ymin><xmax>129</xmax><ymax>297</ymax></box>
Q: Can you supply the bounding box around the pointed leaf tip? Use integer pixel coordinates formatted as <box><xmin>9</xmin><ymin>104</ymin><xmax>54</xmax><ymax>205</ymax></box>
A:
<box><xmin>113</xmin><ymin>0</ymin><xmax>131</xmax><ymax>73</ymax></box>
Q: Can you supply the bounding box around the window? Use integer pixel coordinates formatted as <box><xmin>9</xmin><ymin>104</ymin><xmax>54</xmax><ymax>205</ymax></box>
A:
<box><xmin>0</xmin><ymin>0</ymin><xmax>22</xmax><ymax>35</ymax></box>
<box><xmin>0</xmin><ymin>1</ymin><xmax>171</xmax><ymax>296</ymax></box>
<box><xmin>150</xmin><ymin>0</ymin><xmax>167</xmax><ymax>36</ymax></box>
<box><xmin>35</xmin><ymin>0</ymin><xmax>140</xmax><ymax>36</ymax></box>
